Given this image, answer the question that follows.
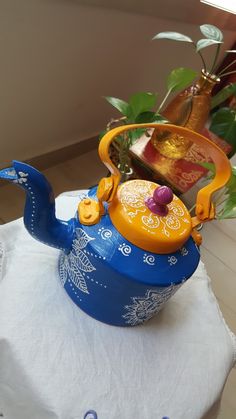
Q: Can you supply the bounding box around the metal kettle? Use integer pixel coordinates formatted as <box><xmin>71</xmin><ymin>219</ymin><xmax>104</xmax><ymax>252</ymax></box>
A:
<box><xmin>0</xmin><ymin>124</ymin><xmax>231</xmax><ymax>326</ymax></box>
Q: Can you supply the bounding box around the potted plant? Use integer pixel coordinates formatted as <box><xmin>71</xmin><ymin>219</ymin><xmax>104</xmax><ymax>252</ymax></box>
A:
<box><xmin>153</xmin><ymin>24</ymin><xmax>236</xmax><ymax>79</ymax></box>
<box><xmin>102</xmin><ymin>67</ymin><xmax>197</xmax><ymax>179</ymax></box>
<box><xmin>151</xmin><ymin>24</ymin><xmax>236</xmax><ymax>158</ymax></box>
<box><xmin>102</xmin><ymin>24</ymin><xmax>236</xmax><ymax>178</ymax></box>
<box><xmin>196</xmin><ymin>161</ymin><xmax>236</xmax><ymax>219</ymax></box>
<box><xmin>209</xmin><ymin>82</ymin><xmax>236</xmax><ymax>157</ymax></box>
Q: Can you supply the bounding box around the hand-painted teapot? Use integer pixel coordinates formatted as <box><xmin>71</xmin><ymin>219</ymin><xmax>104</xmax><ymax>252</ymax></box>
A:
<box><xmin>0</xmin><ymin>124</ymin><xmax>231</xmax><ymax>326</ymax></box>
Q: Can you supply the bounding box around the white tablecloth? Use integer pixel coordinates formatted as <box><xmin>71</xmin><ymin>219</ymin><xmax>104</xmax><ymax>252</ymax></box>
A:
<box><xmin>0</xmin><ymin>191</ymin><xmax>235</xmax><ymax>419</ymax></box>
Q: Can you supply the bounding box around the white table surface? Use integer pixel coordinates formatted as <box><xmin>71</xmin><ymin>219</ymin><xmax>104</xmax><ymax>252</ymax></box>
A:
<box><xmin>0</xmin><ymin>191</ymin><xmax>235</xmax><ymax>419</ymax></box>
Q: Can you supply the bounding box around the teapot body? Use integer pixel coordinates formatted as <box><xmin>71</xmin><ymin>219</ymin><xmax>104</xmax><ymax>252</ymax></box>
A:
<box><xmin>59</xmin><ymin>187</ymin><xmax>200</xmax><ymax>327</ymax></box>
<box><xmin>0</xmin><ymin>123</ymin><xmax>231</xmax><ymax>327</ymax></box>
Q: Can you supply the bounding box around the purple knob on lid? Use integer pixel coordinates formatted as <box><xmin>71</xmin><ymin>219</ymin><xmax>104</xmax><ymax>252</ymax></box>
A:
<box><xmin>145</xmin><ymin>186</ymin><xmax>173</xmax><ymax>216</ymax></box>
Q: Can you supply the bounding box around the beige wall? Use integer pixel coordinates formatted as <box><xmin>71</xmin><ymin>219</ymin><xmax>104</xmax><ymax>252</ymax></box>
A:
<box><xmin>0</xmin><ymin>0</ymin><xmax>235</xmax><ymax>163</ymax></box>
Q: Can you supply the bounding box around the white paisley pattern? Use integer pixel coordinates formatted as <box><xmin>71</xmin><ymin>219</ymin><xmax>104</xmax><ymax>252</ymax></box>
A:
<box><xmin>168</xmin><ymin>256</ymin><xmax>178</xmax><ymax>266</ymax></box>
<box><xmin>98</xmin><ymin>227</ymin><xmax>113</xmax><ymax>240</ymax></box>
<box><xmin>123</xmin><ymin>285</ymin><xmax>181</xmax><ymax>326</ymax></box>
<box><xmin>119</xmin><ymin>180</ymin><xmax>190</xmax><ymax>238</ymax></box>
<box><xmin>142</xmin><ymin>214</ymin><xmax>160</xmax><ymax>229</ymax></box>
<box><xmin>169</xmin><ymin>201</ymin><xmax>184</xmax><ymax>216</ymax></box>
<box><xmin>13</xmin><ymin>170</ymin><xmax>29</xmax><ymax>184</ymax></box>
<box><xmin>143</xmin><ymin>254</ymin><xmax>155</xmax><ymax>265</ymax></box>
<box><xmin>180</xmin><ymin>247</ymin><xmax>189</xmax><ymax>256</ymax></box>
<box><xmin>59</xmin><ymin>228</ymin><xmax>96</xmax><ymax>294</ymax></box>
<box><xmin>165</xmin><ymin>214</ymin><xmax>181</xmax><ymax>230</ymax></box>
<box><xmin>118</xmin><ymin>243</ymin><xmax>132</xmax><ymax>256</ymax></box>
<box><xmin>120</xmin><ymin>181</ymin><xmax>152</xmax><ymax>209</ymax></box>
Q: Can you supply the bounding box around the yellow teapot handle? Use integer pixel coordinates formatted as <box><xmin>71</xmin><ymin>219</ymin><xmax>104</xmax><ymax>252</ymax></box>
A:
<box><xmin>97</xmin><ymin>123</ymin><xmax>232</xmax><ymax>226</ymax></box>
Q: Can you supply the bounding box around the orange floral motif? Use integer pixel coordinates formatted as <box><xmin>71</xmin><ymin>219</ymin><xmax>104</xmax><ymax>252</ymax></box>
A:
<box><xmin>130</xmin><ymin>127</ymin><xmax>232</xmax><ymax>194</ymax></box>
<box><xmin>171</xmin><ymin>167</ymin><xmax>204</xmax><ymax>189</ymax></box>
<box><xmin>185</xmin><ymin>144</ymin><xmax>211</xmax><ymax>163</ymax></box>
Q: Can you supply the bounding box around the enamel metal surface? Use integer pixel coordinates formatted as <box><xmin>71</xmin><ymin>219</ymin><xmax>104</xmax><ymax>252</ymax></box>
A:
<box><xmin>0</xmin><ymin>161</ymin><xmax>74</xmax><ymax>252</ymax></box>
<box><xmin>0</xmin><ymin>150</ymin><xmax>229</xmax><ymax>327</ymax></box>
<box><xmin>0</xmin><ymin>162</ymin><xmax>200</xmax><ymax>327</ymax></box>
<box><xmin>58</xmin><ymin>187</ymin><xmax>200</xmax><ymax>327</ymax></box>
<box><xmin>109</xmin><ymin>180</ymin><xmax>192</xmax><ymax>254</ymax></box>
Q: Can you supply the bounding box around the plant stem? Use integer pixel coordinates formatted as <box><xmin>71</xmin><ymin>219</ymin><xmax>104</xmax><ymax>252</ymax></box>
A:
<box><xmin>217</xmin><ymin>197</ymin><xmax>228</xmax><ymax>207</ymax></box>
<box><xmin>218</xmin><ymin>59</ymin><xmax>236</xmax><ymax>76</ymax></box>
<box><xmin>192</xmin><ymin>42</ymin><xmax>207</xmax><ymax>72</ymax></box>
<box><xmin>118</xmin><ymin>131</ymin><xmax>132</xmax><ymax>176</ymax></box>
<box><xmin>217</xmin><ymin>214</ymin><xmax>235</xmax><ymax>220</ymax></box>
<box><xmin>220</xmin><ymin>70</ymin><xmax>236</xmax><ymax>78</ymax></box>
<box><xmin>210</xmin><ymin>43</ymin><xmax>221</xmax><ymax>74</ymax></box>
<box><xmin>106</xmin><ymin>116</ymin><xmax>127</xmax><ymax>131</ymax></box>
<box><xmin>156</xmin><ymin>88</ymin><xmax>172</xmax><ymax>114</ymax></box>
<box><xmin>214</xmin><ymin>190</ymin><xmax>229</xmax><ymax>216</ymax></box>
<box><xmin>188</xmin><ymin>203</ymin><xmax>196</xmax><ymax>213</ymax></box>
<box><xmin>189</xmin><ymin>191</ymin><xmax>227</xmax><ymax>216</ymax></box>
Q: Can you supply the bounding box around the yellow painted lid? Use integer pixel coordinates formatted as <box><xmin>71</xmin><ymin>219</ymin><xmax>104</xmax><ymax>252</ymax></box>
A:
<box><xmin>108</xmin><ymin>180</ymin><xmax>192</xmax><ymax>254</ymax></box>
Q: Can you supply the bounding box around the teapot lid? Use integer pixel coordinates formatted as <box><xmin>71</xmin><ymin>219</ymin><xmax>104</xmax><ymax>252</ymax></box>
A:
<box><xmin>108</xmin><ymin>179</ymin><xmax>192</xmax><ymax>254</ymax></box>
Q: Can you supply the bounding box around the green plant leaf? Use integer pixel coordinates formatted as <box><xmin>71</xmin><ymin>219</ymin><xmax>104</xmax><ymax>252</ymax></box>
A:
<box><xmin>104</xmin><ymin>96</ymin><xmax>130</xmax><ymax>117</ymax></box>
<box><xmin>115</xmin><ymin>135</ymin><xmax>125</xmax><ymax>147</ymax></box>
<box><xmin>222</xmin><ymin>165</ymin><xmax>236</xmax><ymax>195</ymax></box>
<box><xmin>128</xmin><ymin>128</ymin><xmax>147</xmax><ymax>143</ymax></box>
<box><xmin>128</xmin><ymin>92</ymin><xmax>157</xmax><ymax>120</ymax></box>
<box><xmin>135</xmin><ymin>111</ymin><xmax>156</xmax><ymax>123</ymax></box>
<box><xmin>198</xmin><ymin>161</ymin><xmax>216</xmax><ymax>174</ymax></box>
<box><xmin>210</xmin><ymin>107</ymin><xmax>236</xmax><ymax>154</ymax></box>
<box><xmin>198</xmin><ymin>162</ymin><xmax>236</xmax><ymax>218</ymax></box>
<box><xmin>135</xmin><ymin>111</ymin><xmax>168</xmax><ymax>124</ymax></box>
<box><xmin>200</xmin><ymin>24</ymin><xmax>223</xmax><ymax>42</ymax></box>
<box><xmin>217</xmin><ymin>192</ymin><xmax>236</xmax><ymax>219</ymax></box>
<box><xmin>152</xmin><ymin>31</ymin><xmax>192</xmax><ymax>42</ymax></box>
<box><xmin>226</xmin><ymin>171</ymin><xmax>236</xmax><ymax>194</ymax></box>
<box><xmin>211</xmin><ymin>83</ymin><xmax>236</xmax><ymax>110</ymax></box>
<box><xmin>205</xmin><ymin>165</ymin><xmax>236</xmax><ymax>195</ymax></box>
<box><xmin>196</xmin><ymin>38</ymin><xmax>222</xmax><ymax>52</ymax></box>
<box><xmin>152</xmin><ymin>113</ymin><xmax>169</xmax><ymax>123</ymax></box>
<box><xmin>98</xmin><ymin>130</ymin><xmax>108</xmax><ymax>141</ymax></box>
<box><xmin>167</xmin><ymin>67</ymin><xmax>197</xmax><ymax>92</ymax></box>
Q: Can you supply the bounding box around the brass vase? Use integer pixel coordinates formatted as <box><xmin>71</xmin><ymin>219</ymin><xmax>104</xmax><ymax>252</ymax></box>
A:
<box><xmin>151</xmin><ymin>70</ymin><xmax>220</xmax><ymax>159</ymax></box>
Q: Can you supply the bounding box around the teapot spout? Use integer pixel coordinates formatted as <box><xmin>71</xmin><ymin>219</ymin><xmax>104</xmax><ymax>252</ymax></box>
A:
<box><xmin>0</xmin><ymin>161</ymin><xmax>74</xmax><ymax>253</ymax></box>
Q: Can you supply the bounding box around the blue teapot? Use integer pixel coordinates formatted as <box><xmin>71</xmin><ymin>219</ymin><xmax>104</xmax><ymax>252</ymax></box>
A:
<box><xmin>0</xmin><ymin>124</ymin><xmax>231</xmax><ymax>326</ymax></box>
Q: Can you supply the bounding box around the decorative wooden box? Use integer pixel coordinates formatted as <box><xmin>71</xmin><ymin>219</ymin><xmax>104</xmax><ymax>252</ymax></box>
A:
<box><xmin>129</xmin><ymin>128</ymin><xmax>232</xmax><ymax>194</ymax></box>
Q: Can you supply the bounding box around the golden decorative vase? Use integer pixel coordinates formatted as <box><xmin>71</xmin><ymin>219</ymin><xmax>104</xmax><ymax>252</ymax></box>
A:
<box><xmin>151</xmin><ymin>70</ymin><xmax>220</xmax><ymax>159</ymax></box>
